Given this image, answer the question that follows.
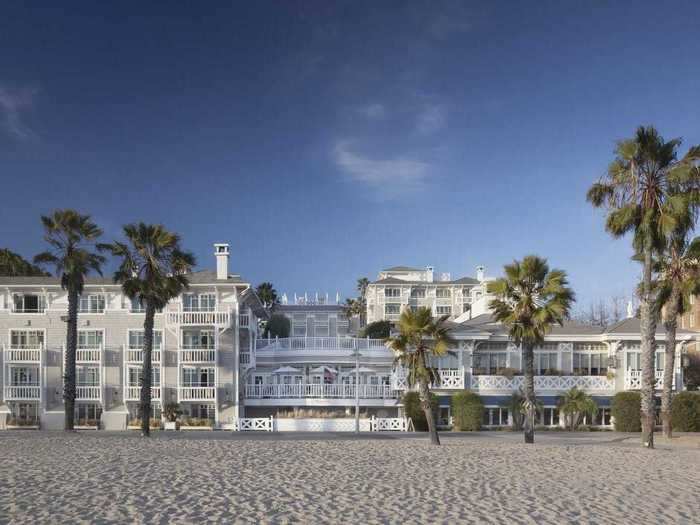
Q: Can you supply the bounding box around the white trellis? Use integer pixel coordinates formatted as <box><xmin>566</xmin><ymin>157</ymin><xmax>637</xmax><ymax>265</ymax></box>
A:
<box><xmin>369</xmin><ymin>416</ymin><xmax>413</xmax><ymax>432</ymax></box>
<box><xmin>234</xmin><ymin>416</ymin><xmax>274</xmax><ymax>432</ymax></box>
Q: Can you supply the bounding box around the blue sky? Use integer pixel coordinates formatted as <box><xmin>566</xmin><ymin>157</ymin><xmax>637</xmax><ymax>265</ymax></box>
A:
<box><xmin>1</xmin><ymin>1</ymin><xmax>699</xmax><ymax>308</ymax></box>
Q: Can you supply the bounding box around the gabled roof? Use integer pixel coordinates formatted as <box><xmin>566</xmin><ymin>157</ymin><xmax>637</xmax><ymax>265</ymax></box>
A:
<box><xmin>456</xmin><ymin>313</ymin><xmax>605</xmax><ymax>336</ymax></box>
<box><xmin>0</xmin><ymin>269</ymin><xmax>247</xmax><ymax>286</ymax></box>
<box><xmin>382</xmin><ymin>266</ymin><xmax>423</xmax><ymax>272</ymax></box>
<box><xmin>371</xmin><ymin>276</ymin><xmax>479</xmax><ymax>285</ymax></box>
<box><xmin>603</xmin><ymin>317</ymin><xmax>697</xmax><ymax>336</ymax></box>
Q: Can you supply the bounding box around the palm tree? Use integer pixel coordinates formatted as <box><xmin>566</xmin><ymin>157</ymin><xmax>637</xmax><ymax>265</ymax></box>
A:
<box><xmin>342</xmin><ymin>277</ymin><xmax>370</xmax><ymax>326</ymax></box>
<box><xmin>385</xmin><ymin>307</ymin><xmax>454</xmax><ymax>445</ymax></box>
<box><xmin>558</xmin><ymin>387</ymin><xmax>598</xmax><ymax>431</ymax></box>
<box><xmin>487</xmin><ymin>256</ymin><xmax>574</xmax><ymax>444</ymax></box>
<box><xmin>33</xmin><ymin>210</ymin><xmax>107</xmax><ymax>431</ymax></box>
<box><xmin>0</xmin><ymin>248</ymin><xmax>49</xmax><ymax>276</ymax></box>
<box><xmin>587</xmin><ymin>126</ymin><xmax>700</xmax><ymax>448</ymax></box>
<box><xmin>500</xmin><ymin>391</ymin><xmax>525</xmax><ymax>431</ymax></box>
<box><xmin>107</xmin><ymin>224</ymin><xmax>195</xmax><ymax>437</ymax></box>
<box><xmin>656</xmin><ymin>234</ymin><xmax>700</xmax><ymax>438</ymax></box>
<box><xmin>255</xmin><ymin>282</ymin><xmax>279</xmax><ymax>310</ymax></box>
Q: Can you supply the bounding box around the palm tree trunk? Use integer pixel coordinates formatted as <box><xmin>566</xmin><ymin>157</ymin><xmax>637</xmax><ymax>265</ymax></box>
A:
<box><xmin>64</xmin><ymin>287</ymin><xmax>79</xmax><ymax>431</ymax></box>
<box><xmin>661</xmin><ymin>288</ymin><xmax>680</xmax><ymax>439</ymax></box>
<box><xmin>522</xmin><ymin>343</ymin><xmax>535</xmax><ymax>444</ymax></box>
<box><xmin>140</xmin><ymin>301</ymin><xmax>156</xmax><ymax>437</ymax></box>
<box><xmin>640</xmin><ymin>246</ymin><xmax>658</xmax><ymax>448</ymax></box>
<box><xmin>418</xmin><ymin>377</ymin><xmax>440</xmax><ymax>445</ymax></box>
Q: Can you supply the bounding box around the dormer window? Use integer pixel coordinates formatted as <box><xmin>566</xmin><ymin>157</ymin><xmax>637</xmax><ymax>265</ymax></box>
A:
<box><xmin>79</xmin><ymin>294</ymin><xmax>105</xmax><ymax>314</ymax></box>
<box><xmin>12</xmin><ymin>293</ymin><xmax>46</xmax><ymax>313</ymax></box>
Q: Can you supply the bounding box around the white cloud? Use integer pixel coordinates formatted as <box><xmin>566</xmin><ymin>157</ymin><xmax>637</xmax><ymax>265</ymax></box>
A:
<box><xmin>333</xmin><ymin>141</ymin><xmax>429</xmax><ymax>197</ymax></box>
<box><xmin>416</xmin><ymin>104</ymin><xmax>447</xmax><ymax>135</ymax></box>
<box><xmin>0</xmin><ymin>85</ymin><xmax>37</xmax><ymax>140</ymax></box>
<box><xmin>358</xmin><ymin>103</ymin><xmax>386</xmax><ymax>120</ymax></box>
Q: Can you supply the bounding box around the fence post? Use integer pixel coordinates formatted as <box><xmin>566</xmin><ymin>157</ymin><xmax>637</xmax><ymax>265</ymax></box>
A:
<box><xmin>269</xmin><ymin>415</ymin><xmax>274</xmax><ymax>432</ymax></box>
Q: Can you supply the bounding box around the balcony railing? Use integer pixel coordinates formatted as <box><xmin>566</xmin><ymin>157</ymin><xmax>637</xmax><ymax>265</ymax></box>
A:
<box><xmin>4</xmin><ymin>385</ymin><xmax>41</xmax><ymax>400</ymax></box>
<box><xmin>76</xmin><ymin>348</ymin><xmax>101</xmax><ymax>362</ymax></box>
<box><xmin>4</xmin><ymin>345</ymin><xmax>42</xmax><ymax>362</ymax></box>
<box><xmin>166</xmin><ymin>309</ymin><xmax>231</xmax><ymax>327</ymax></box>
<box><xmin>392</xmin><ymin>368</ymin><xmax>464</xmax><ymax>390</ymax></box>
<box><xmin>245</xmin><ymin>383</ymin><xmax>396</xmax><ymax>399</ymax></box>
<box><xmin>76</xmin><ymin>386</ymin><xmax>101</xmax><ymax>400</ymax></box>
<box><xmin>179</xmin><ymin>347</ymin><xmax>216</xmax><ymax>363</ymax></box>
<box><xmin>239</xmin><ymin>314</ymin><xmax>249</xmax><ymax>327</ymax></box>
<box><xmin>240</xmin><ymin>352</ymin><xmax>251</xmax><ymax>365</ymax></box>
<box><xmin>624</xmin><ymin>370</ymin><xmax>671</xmax><ymax>390</ymax></box>
<box><xmin>125</xmin><ymin>386</ymin><xmax>161</xmax><ymax>401</ymax></box>
<box><xmin>125</xmin><ymin>347</ymin><xmax>162</xmax><ymax>364</ymax></box>
<box><xmin>255</xmin><ymin>337</ymin><xmax>387</xmax><ymax>353</ymax></box>
<box><xmin>469</xmin><ymin>374</ymin><xmax>615</xmax><ymax>392</ymax></box>
<box><xmin>179</xmin><ymin>386</ymin><xmax>216</xmax><ymax>401</ymax></box>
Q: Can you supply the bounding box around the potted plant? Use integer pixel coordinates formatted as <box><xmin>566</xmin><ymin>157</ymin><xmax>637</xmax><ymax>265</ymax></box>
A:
<box><xmin>163</xmin><ymin>402</ymin><xmax>181</xmax><ymax>430</ymax></box>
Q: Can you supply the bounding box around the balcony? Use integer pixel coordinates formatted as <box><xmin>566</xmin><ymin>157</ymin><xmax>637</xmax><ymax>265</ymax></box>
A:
<box><xmin>76</xmin><ymin>348</ymin><xmax>101</xmax><ymax>363</ymax></box>
<box><xmin>76</xmin><ymin>386</ymin><xmax>101</xmax><ymax>400</ymax></box>
<box><xmin>625</xmin><ymin>370</ymin><xmax>671</xmax><ymax>390</ymax></box>
<box><xmin>125</xmin><ymin>347</ymin><xmax>162</xmax><ymax>364</ymax></box>
<box><xmin>255</xmin><ymin>337</ymin><xmax>387</xmax><ymax>354</ymax></box>
<box><xmin>179</xmin><ymin>347</ymin><xmax>216</xmax><ymax>363</ymax></box>
<box><xmin>4</xmin><ymin>385</ymin><xmax>41</xmax><ymax>400</ymax></box>
<box><xmin>166</xmin><ymin>309</ymin><xmax>231</xmax><ymax>327</ymax></box>
<box><xmin>125</xmin><ymin>386</ymin><xmax>161</xmax><ymax>401</ymax></box>
<box><xmin>239</xmin><ymin>314</ymin><xmax>250</xmax><ymax>327</ymax></box>
<box><xmin>178</xmin><ymin>386</ymin><xmax>216</xmax><ymax>401</ymax></box>
<box><xmin>4</xmin><ymin>345</ymin><xmax>42</xmax><ymax>363</ymax></box>
<box><xmin>244</xmin><ymin>383</ymin><xmax>396</xmax><ymax>399</ymax></box>
<box><xmin>391</xmin><ymin>368</ymin><xmax>464</xmax><ymax>390</ymax></box>
<box><xmin>469</xmin><ymin>374</ymin><xmax>615</xmax><ymax>392</ymax></box>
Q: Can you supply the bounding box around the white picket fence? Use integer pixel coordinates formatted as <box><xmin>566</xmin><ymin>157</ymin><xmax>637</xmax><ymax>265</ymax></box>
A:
<box><xmin>234</xmin><ymin>417</ymin><xmax>274</xmax><ymax>432</ymax></box>
<box><xmin>369</xmin><ymin>416</ymin><xmax>413</xmax><ymax>432</ymax></box>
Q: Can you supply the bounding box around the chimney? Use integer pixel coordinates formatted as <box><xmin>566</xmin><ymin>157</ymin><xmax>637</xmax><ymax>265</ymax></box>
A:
<box><xmin>476</xmin><ymin>265</ymin><xmax>485</xmax><ymax>282</ymax></box>
<box><xmin>627</xmin><ymin>300</ymin><xmax>634</xmax><ymax>319</ymax></box>
<box><xmin>214</xmin><ymin>243</ymin><xmax>229</xmax><ymax>280</ymax></box>
<box><xmin>426</xmin><ymin>266</ymin><xmax>434</xmax><ymax>282</ymax></box>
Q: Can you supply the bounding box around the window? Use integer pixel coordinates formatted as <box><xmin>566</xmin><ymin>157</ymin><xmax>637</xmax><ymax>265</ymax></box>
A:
<box><xmin>385</xmin><ymin>304</ymin><xmax>401</xmax><ymax>315</ymax></box>
<box><xmin>626</xmin><ymin>352</ymin><xmax>641</xmax><ymax>370</ymax></box>
<box><xmin>10</xmin><ymin>330</ymin><xmax>44</xmax><ymax>349</ymax></box>
<box><xmin>79</xmin><ymin>294</ymin><xmax>105</xmax><ymax>313</ymax></box>
<box><xmin>182</xmin><ymin>329</ymin><xmax>214</xmax><ymax>349</ymax></box>
<box><xmin>182</xmin><ymin>367</ymin><xmax>215</xmax><ymax>386</ymax></box>
<box><xmin>410</xmin><ymin>287</ymin><xmax>426</xmax><ymax>298</ymax></box>
<box><xmin>482</xmin><ymin>407</ymin><xmax>509</xmax><ymax>426</ymax></box>
<box><xmin>384</xmin><ymin>288</ymin><xmax>401</xmax><ymax>298</ymax></box>
<box><xmin>75</xmin><ymin>403</ymin><xmax>101</xmax><ymax>423</ymax></box>
<box><xmin>591</xmin><ymin>408</ymin><xmax>612</xmax><ymax>426</ymax></box>
<box><xmin>435</xmin><ymin>305</ymin><xmax>452</xmax><ymax>315</ymax></box>
<box><xmin>128</xmin><ymin>330</ymin><xmax>163</xmax><ymax>349</ymax></box>
<box><xmin>473</xmin><ymin>353</ymin><xmax>507</xmax><ymax>375</ymax></box>
<box><xmin>541</xmin><ymin>407</ymin><xmax>560</xmax><ymax>426</ymax></box>
<box><xmin>573</xmin><ymin>352</ymin><xmax>608</xmax><ymax>376</ymax></box>
<box><xmin>182</xmin><ymin>293</ymin><xmax>216</xmax><ymax>312</ymax></box>
<box><xmin>11</xmin><ymin>367</ymin><xmax>38</xmax><ymax>385</ymax></box>
<box><xmin>78</xmin><ymin>330</ymin><xmax>103</xmax><ymax>348</ymax></box>
<box><xmin>436</xmin><ymin>288</ymin><xmax>451</xmax><ymax>298</ymax></box>
<box><xmin>77</xmin><ymin>366</ymin><xmax>100</xmax><ymax>386</ymax></box>
<box><xmin>128</xmin><ymin>366</ymin><xmax>160</xmax><ymax>387</ymax></box>
<box><xmin>534</xmin><ymin>352</ymin><xmax>558</xmax><ymax>375</ymax></box>
<box><xmin>13</xmin><ymin>293</ymin><xmax>46</xmax><ymax>313</ymax></box>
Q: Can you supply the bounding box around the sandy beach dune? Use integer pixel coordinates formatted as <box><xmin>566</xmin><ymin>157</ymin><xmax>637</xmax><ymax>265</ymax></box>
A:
<box><xmin>1</xmin><ymin>431</ymin><xmax>698</xmax><ymax>524</ymax></box>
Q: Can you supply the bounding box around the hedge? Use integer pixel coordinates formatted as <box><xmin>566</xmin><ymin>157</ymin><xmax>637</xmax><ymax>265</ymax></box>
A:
<box><xmin>671</xmin><ymin>392</ymin><xmax>700</xmax><ymax>432</ymax></box>
<box><xmin>611</xmin><ymin>391</ymin><xmax>641</xmax><ymax>432</ymax></box>
<box><xmin>451</xmin><ymin>391</ymin><xmax>484</xmax><ymax>431</ymax></box>
<box><xmin>402</xmin><ymin>391</ymin><xmax>439</xmax><ymax>432</ymax></box>
<box><xmin>360</xmin><ymin>320</ymin><xmax>391</xmax><ymax>339</ymax></box>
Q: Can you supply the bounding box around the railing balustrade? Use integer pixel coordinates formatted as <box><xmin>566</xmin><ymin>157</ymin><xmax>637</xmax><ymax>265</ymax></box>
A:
<box><xmin>166</xmin><ymin>309</ymin><xmax>231</xmax><ymax>326</ymax></box>
<box><xmin>125</xmin><ymin>347</ymin><xmax>162</xmax><ymax>363</ymax></box>
<box><xmin>4</xmin><ymin>385</ymin><xmax>41</xmax><ymax>400</ymax></box>
<box><xmin>76</xmin><ymin>386</ymin><xmax>101</xmax><ymax>400</ymax></box>
<box><xmin>239</xmin><ymin>314</ymin><xmax>250</xmax><ymax>327</ymax></box>
<box><xmin>255</xmin><ymin>337</ymin><xmax>387</xmax><ymax>353</ymax></box>
<box><xmin>76</xmin><ymin>348</ymin><xmax>101</xmax><ymax>362</ymax></box>
<box><xmin>244</xmin><ymin>383</ymin><xmax>396</xmax><ymax>399</ymax></box>
<box><xmin>624</xmin><ymin>369</ymin><xmax>670</xmax><ymax>390</ymax></box>
<box><xmin>179</xmin><ymin>386</ymin><xmax>216</xmax><ymax>400</ymax></box>
<box><xmin>179</xmin><ymin>347</ymin><xmax>216</xmax><ymax>362</ymax></box>
<box><xmin>470</xmin><ymin>374</ymin><xmax>616</xmax><ymax>391</ymax></box>
<box><xmin>4</xmin><ymin>345</ymin><xmax>42</xmax><ymax>362</ymax></box>
<box><xmin>125</xmin><ymin>386</ymin><xmax>161</xmax><ymax>401</ymax></box>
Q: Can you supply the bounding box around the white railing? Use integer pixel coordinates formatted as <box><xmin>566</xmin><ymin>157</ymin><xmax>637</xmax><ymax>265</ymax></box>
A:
<box><xmin>4</xmin><ymin>346</ymin><xmax>42</xmax><ymax>362</ymax></box>
<box><xmin>470</xmin><ymin>374</ymin><xmax>615</xmax><ymax>392</ymax></box>
<box><xmin>235</xmin><ymin>417</ymin><xmax>274</xmax><ymax>432</ymax></box>
<box><xmin>391</xmin><ymin>368</ymin><xmax>464</xmax><ymax>390</ymax></box>
<box><xmin>76</xmin><ymin>348</ymin><xmax>101</xmax><ymax>362</ymax></box>
<box><xmin>179</xmin><ymin>386</ymin><xmax>216</xmax><ymax>400</ymax></box>
<box><xmin>244</xmin><ymin>383</ymin><xmax>396</xmax><ymax>399</ymax></box>
<box><xmin>167</xmin><ymin>309</ymin><xmax>231</xmax><ymax>326</ymax></box>
<box><xmin>76</xmin><ymin>386</ymin><xmax>101</xmax><ymax>400</ymax></box>
<box><xmin>125</xmin><ymin>347</ymin><xmax>162</xmax><ymax>364</ymax></box>
<box><xmin>240</xmin><ymin>352</ymin><xmax>251</xmax><ymax>365</ymax></box>
<box><xmin>10</xmin><ymin>306</ymin><xmax>46</xmax><ymax>314</ymax></box>
<box><xmin>239</xmin><ymin>314</ymin><xmax>250</xmax><ymax>327</ymax></box>
<box><xmin>369</xmin><ymin>416</ymin><xmax>411</xmax><ymax>432</ymax></box>
<box><xmin>255</xmin><ymin>337</ymin><xmax>387</xmax><ymax>353</ymax></box>
<box><xmin>179</xmin><ymin>348</ymin><xmax>216</xmax><ymax>362</ymax></box>
<box><xmin>4</xmin><ymin>385</ymin><xmax>41</xmax><ymax>400</ymax></box>
<box><xmin>125</xmin><ymin>386</ymin><xmax>161</xmax><ymax>401</ymax></box>
<box><xmin>625</xmin><ymin>370</ymin><xmax>670</xmax><ymax>390</ymax></box>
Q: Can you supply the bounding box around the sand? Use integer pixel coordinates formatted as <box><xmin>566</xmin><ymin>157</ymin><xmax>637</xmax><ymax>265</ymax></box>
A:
<box><xmin>1</xmin><ymin>431</ymin><xmax>698</xmax><ymax>524</ymax></box>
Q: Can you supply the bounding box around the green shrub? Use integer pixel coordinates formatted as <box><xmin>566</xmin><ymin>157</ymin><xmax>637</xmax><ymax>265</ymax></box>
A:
<box><xmin>451</xmin><ymin>390</ymin><xmax>484</xmax><ymax>431</ymax></box>
<box><xmin>402</xmin><ymin>391</ymin><xmax>439</xmax><ymax>431</ymax></box>
<box><xmin>360</xmin><ymin>320</ymin><xmax>391</xmax><ymax>339</ymax></box>
<box><xmin>263</xmin><ymin>314</ymin><xmax>291</xmax><ymax>338</ymax></box>
<box><xmin>611</xmin><ymin>392</ymin><xmax>641</xmax><ymax>432</ymax></box>
<box><xmin>670</xmin><ymin>392</ymin><xmax>700</xmax><ymax>432</ymax></box>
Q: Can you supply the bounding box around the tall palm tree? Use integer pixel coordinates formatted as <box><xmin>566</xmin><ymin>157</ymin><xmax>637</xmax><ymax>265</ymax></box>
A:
<box><xmin>587</xmin><ymin>126</ymin><xmax>700</xmax><ymax>448</ymax></box>
<box><xmin>107</xmin><ymin>224</ymin><xmax>195</xmax><ymax>437</ymax></box>
<box><xmin>656</xmin><ymin>234</ymin><xmax>700</xmax><ymax>438</ymax></box>
<box><xmin>385</xmin><ymin>307</ymin><xmax>454</xmax><ymax>445</ymax></box>
<box><xmin>558</xmin><ymin>387</ymin><xmax>598</xmax><ymax>431</ymax></box>
<box><xmin>0</xmin><ymin>248</ymin><xmax>49</xmax><ymax>276</ymax></box>
<box><xmin>357</xmin><ymin>277</ymin><xmax>370</xmax><ymax>326</ymax></box>
<box><xmin>34</xmin><ymin>210</ymin><xmax>106</xmax><ymax>431</ymax></box>
<box><xmin>255</xmin><ymin>282</ymin><xmax>279</xmax><ymax>310</ymax></box>
<box><xmin>487</xmin><ymin>256</ymin><xmax>574</xmax><ymax>444</ymax></box>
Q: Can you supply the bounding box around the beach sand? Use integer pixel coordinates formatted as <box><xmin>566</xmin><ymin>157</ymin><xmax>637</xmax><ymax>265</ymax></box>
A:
<box><xmin>1</xmin><ymin>431</ymin><xmax>698</xmax><ymax>524</ymax></box>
